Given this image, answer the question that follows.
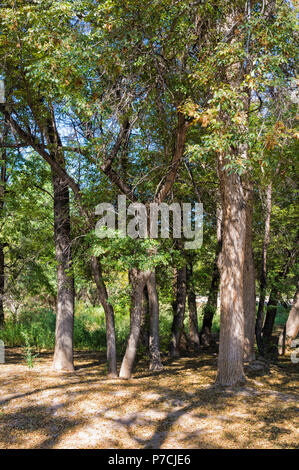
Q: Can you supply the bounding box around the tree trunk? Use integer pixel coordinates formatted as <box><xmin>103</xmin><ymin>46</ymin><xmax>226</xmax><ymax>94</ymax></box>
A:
<box><xmin>43</xmin><ymin>115</ymin><xmax>75</xmax><ymax>372</ymax></box>
<box><xmin>139</xmin><ymin>285</ymin><xmax>150</xmax><ymax>350</ymax></box>
<box><xmin>169</xmin><ymin>266</ymin><xmax>187</xmax><ymax>358</ymax></box>
<box><xmin>52</xmin><ymin>168</ymin><xmax>75</xmax><ymax>372</ymax></box>
<box><xmin>256</xmin><ymin>183</ymin><xmax>272</xmax><ymax>355</ymax></box>
<box><xmin>215</xmin><ymin>158</ymin><xmax>246</xmax><ymax>387</ymax></box>
<box><xmin>243</xmin><ymin>179</ymin><xmax>256</xmax><ymax>362</ymax></box>
<box><xmin>0</xmin><ymin>148</ymin><xmax>5</xmax><ymax>328</ymax></box>
<box><xmin>262</xmin><ymin>286</ymin><xmax>279</xmax><ymax>349</ymax></box>
<box><xmin>186</xmin><ymin>263</ymin><xmax>200</xmax><ymax>348</ymax></box>
<box><xmin>90</xmin><ymin>256</ymin><xmax>117</xmax><ymax>377</ymax></box>
<box><xmin>262</xmin><ymin>234</ymin><xmax>297</xmax><ymax>352</ymax></box>
<box><xmin>278</xmin><ymin>280</ymin><xmax>299</xmax><ymax>354</ymax></box>
<box><xmin>200</xmin><ymin>207</ymin><xmax>222</xmax><ymax>346</ymax></box>
<box><xmin>147</xmin><ymin>271</ymin><xmax>163</xmax><ymax>370</ymax></box>
<box><xmin>119</xmin><ymin>269</ymin><xmax>148</xmax><ymax>379</ymax></box>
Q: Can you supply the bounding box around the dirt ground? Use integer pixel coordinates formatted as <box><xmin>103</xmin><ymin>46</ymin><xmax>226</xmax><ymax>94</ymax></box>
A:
<box><xmin>0</xmin><ymin>348</ymin><xmax>298</xmax><ymax>449</ymax></box>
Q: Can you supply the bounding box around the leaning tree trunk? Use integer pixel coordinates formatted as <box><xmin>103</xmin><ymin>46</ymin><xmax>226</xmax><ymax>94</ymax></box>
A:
<box><xmin>278</xmin><ymin>280</ymin><xmax>299</xmax><ymax>354</ymax></box>
<box><xmin>200</xmin><ymin>207</ymin><xmax>222</xmax><ymax>346</ymax></box>
<box><xmin>91</xmin><ymin>256</ymin><xmax>117</xmax><ymax>377</ymax></box>
<box><xmin>0</xmin><ymin>148</ymin><xmax>5</xmax><ymax>328</ymax></box>
<box><xmin>215</xmin><ymin>158</ymin><xmax>247</xmax><ymax>387</ymax></box>
<box><xmin>256</xmin><ymin>183</ymin><xmax>272</xmax><ymax>356</ymax></box>
<box><xmin>169</xmin><ymin>266</ymin><xmax>187</xmax><ymax>358</ymax></box>
<box><xmin>147</xmin><ymin>271</ymin><xmax>163</xmax><ymax>371</ymax></box>
<box><xmin>119</xmin><ymin>269</ymin><xmax>148</xmax><ymax>379</ymax></box>
<box><xmin>52</xmin><ymin>168</ymin><xmax>75</xmax><ymax>372</ymax></box>
<box><xmin>186</xmin><ymin>262</ymin><xmax>200</xmax><ymax>348</ymax></box>
<box><xmin>243</xmin><ymin>179</ymin><xmax>256</xmax><ymax>363</ymax></box>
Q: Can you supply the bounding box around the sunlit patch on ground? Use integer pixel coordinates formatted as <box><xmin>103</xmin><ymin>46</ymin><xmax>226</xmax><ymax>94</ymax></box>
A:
<box><xmin>0</xmin><ymin>348</ymin><xmax>298</xmax><ymax>449</ymax></box>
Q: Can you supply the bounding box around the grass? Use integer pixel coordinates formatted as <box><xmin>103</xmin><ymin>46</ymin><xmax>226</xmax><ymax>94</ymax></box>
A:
<box><xmin>0</xmin><ymin>301</ymin><xmax>290</xmax><ymax>353</ymax></box>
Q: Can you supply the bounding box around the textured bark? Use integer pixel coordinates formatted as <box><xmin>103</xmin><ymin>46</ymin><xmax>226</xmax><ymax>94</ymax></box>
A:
<box><xmin>200</xmin><ymin>207</ymin><xmax>222</xmax><ymax>346</ymax></box>
<box><xmin>147</xmin><ymin>271</ymin><xmax>163</xmax><ymax>371</ymax></box>
<box><xmin>243</xmin><ymin>179</ymin><xmax>256</xmax><ymax>362</ymax></box>
<box><xmin>256</xmin><ymin>183</ymin><xmax>272</xmax><ymax>355</ymax></box>
<box><xmin>0</xmin><ymin>149</ymin><xmax>5</xmax><ymax>328</ymax></box>
<box><xmin>169</xmin><ymin>266</ymin><xmax>187</xmax><ymax>358</ymax></box>
<box><xmin>278</xmin><ymin>280</ymin><xmax>299</xmax><ymax>354</ymax></box>
<box><xmin>91</xmin><ymin>256</ymin><xmax>117</xmax><ymax>377</ymax></box>
<box><xmin>119</xmin><ymin>269</ymin><xmax>148</xmax><ymax>379</ymax></box>
<box><xmin>215</xmin><ymin>156</ymin><xmax>246</xmax><ymax>387</ymax></box>
<box><xmin>186</xmin><ymin>263</ymin><xmax>200</xmax><ymax>348</ymax></box>
<box><xmin>43</xmin><ymin>116</ymin><xmax>75</xmax><ymax>372</ymax></box>
<box><xmin>51</xmin><ymin>167</ymin><xmax>75</xmax><ymax>372</ymax></box>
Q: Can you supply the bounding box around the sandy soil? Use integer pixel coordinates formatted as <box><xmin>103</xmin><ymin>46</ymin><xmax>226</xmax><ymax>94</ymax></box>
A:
<box><xmin>0</xmin><ymin>348</ymin><xmax>298</xmax><ymax>449</ymax></box>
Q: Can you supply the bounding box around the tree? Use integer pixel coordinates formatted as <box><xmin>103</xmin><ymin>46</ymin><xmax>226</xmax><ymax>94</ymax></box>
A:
<box><xmin>278</xmin><ymin>280</ymin><xmax>299</xmax><ymax>355</ymax></box>
<box><xmin>200</xmin><ymin>207</ymin><xmax>222</xmax><ymax>347</ymax></box>
<box><xmin>186</xmin><ymin>261</ymin><xmax>200</xmax><ymax>348</ymax></box>
<box><xmin>255</xmin><ymin>182</ymin><xmax>273</xmax><ymax>355</ymax></box>
<box><xmin>169</xmin><ymin>265</ymin><xmax>187</xmax><ymax>359</ymax></box>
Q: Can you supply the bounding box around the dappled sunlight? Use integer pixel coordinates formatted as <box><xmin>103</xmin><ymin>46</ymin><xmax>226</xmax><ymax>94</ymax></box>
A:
<box><xmin>0</xmin><ymin>349</ymin><xmax>298</xmax><ymax>449</ymax></box>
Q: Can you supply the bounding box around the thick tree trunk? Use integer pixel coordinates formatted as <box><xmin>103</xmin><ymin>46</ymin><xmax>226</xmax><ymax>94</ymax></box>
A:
<box><xmin>169</xmin><ymin>266</ymin><xmax>187</xmax><ymax>358</ymax></box>
<box><xmin>147</xmin><ymin>271</ymin><xmax>163</xmax><ymax>370</ymax></box>
<box><xmin>200</xmin><ymin>208</ymin><xmax>222</xmax><ymax>346</ymax></box>
<box><xmin>91</xmin><ymin>256</ymin><xmax>117</xmax><ymax>377</ymax></box>
<box><xmin>0</xmin><ymin>149</ymin><xmax>5</xmax><ymax>328</ymax></box>
<box><xmin>243</xmin><ymin>179</ymin><xmax>256</xmax><ymax>362</ymax></box>
<box><xmin>52</xmin><ymin>168</ymin><xmax>75</xmax><ymax>372</ymax></box>
<box><xmin>40</xmin><ymin>113</ymin><xmax>75</xmax><ymax>372</ymax></box>
<box><xmin>256</xmin><ymin>183</ymin><xmax>272</xmax><ymax>355</ymax></box>
<box><xmin>186</xmin><ymin>263</ymin><xmax>200</xmax><ymax>348</ymax></box>
<box><xmin>278</xmin><ymin>280</ymin><xmax>299</xmax><ymax>354</ymax></box>
<box><xmin>119</xmin><ymin>269</ymin><xmax>148</xmax><ymax>379</ymax></box>
<box><xmin>215</xmin><ymin>157</ymin><xmax>246</xmax><ymax>387</ymax></box>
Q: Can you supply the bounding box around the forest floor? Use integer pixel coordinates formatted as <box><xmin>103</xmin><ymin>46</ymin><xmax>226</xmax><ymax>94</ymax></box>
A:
<box><xmin>0</xmin><ymin>347</ymin><xmax>298</xmax><ymax>449</ymax></box>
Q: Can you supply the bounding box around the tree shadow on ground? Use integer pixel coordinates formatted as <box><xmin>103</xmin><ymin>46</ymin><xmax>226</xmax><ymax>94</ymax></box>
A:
<box><xmin>0</xmin><ymin>349</ymin><xmax>297</xmax><ymax>449</ymax></box>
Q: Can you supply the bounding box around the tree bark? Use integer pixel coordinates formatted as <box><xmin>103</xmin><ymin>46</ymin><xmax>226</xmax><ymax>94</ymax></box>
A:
<box><xmin>186</xmin><ymin>262</ymin><xmax>200</xmax><ymax>348</ymax></box>
<box><xmin>256</xmin><ymin>183</ymin><xmax>272</xmax><ymax>355</ymax></box>
<box><xmin>119</xmin><ymin>269</ymin><xmax>148</xmax><ymax>379</ymax></box>
<box><xmin>200</xmin><ymin>207</ymin><xmax>222</xmax><ymax>346</ymax></box>
<box><xmin>278</xmin><ymin>280</ymin><xmax>299</xmax><ymax>354</ymax></box>
<box><xmin>147</xmin><ymin>271</ymin><xmax>163</xmax><ymax>370</ymax></box>
<box><xmin>215</xmin><ymin>157</ymin><xmax>246</xmax><ymax>387</ymax></box>
<box><xmin>91</xmin><ymin>256</ymin><xmax>117</xmax><ymax>377</ymax></box>
<box><xmin>243</xmin><ymin>179</ymin><xmax>256</xmax><ymax>362</ymax></box>
<box><xmin>169</xmin><ymin>266</ymin><xmax>187</xmax><ymax>358</ymax></box>
<box><xmin>43</xmin><ymin>115</ymin><xmax>75</xmax><ymax>372</ymax></box>
<box><xmin>51</xmin><ymin>167</ymin><xmax>75</xmax><ymax>372</ymax></box>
